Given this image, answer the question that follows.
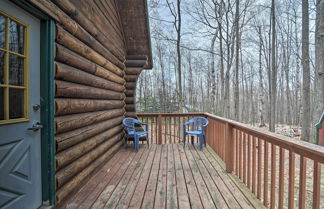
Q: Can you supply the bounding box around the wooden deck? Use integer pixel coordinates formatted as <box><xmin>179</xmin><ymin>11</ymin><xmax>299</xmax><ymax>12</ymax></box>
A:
<box><xmin>61</xmin><ymin>144</ymin><xmax>265</xmax><ymax>209</ymax></box>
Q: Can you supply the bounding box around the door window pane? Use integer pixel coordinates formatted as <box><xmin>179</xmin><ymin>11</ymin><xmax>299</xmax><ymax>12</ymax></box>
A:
<box><xmin>0</xmin><ymin>15</ymin><xmax>5</xmax><ymax>49</ymax></box>
<box><xmin>0</xmin><ymin>87</ymin><xmax>4</xmax><ymax>120</ymax></box>
<box><xmin>9</xmin><ymin>54</ymin><xmax>24</xmax><ymax>86</ymax></box>
<box><xmin>9</xmin><ymin>88</ymin><xmax>24</xmax><ymax>119</ymax></box>
<box><xmin>0</xmin><ymin>50</ymin><xmax>4</xmax><ymax>84</ymax></box>
<box><xmin>9</xmin><ymin>20</ymin><xmax>24</xmax><ymax>54</ymax></box>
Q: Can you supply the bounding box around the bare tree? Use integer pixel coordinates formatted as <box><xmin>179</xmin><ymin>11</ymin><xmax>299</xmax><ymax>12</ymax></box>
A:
<box><xmin>269</xmin><ymin>0</ymin><xmax>277</xmax><ymax>132</ymax></box>
<box><xmin>301</xmin><ymin>0</ymin><xmax>311</xmax><ymax>141</ymax></box>
<box><xmin>314</xmin><ymin>0</ymin><xmax>324</xmax><ymax>125</ymax></box>
<box><xmin>234</xmin><ymin>0</ymin><xmax>240</xmax><ymax>121</ymax></box>
<box><xmin>166</xmin><ymin>0</ymin><xmax>184</xmax><ymax>112</ymax></box>
<box><xmin>210</xmin><ymin>34</ymin><xmax>217</xmax><ymax>113</ymax></box>
<box><xmin>257</xmin><ymin>24</ymin><xmax>266</xmax><ymax>127</ymax></box>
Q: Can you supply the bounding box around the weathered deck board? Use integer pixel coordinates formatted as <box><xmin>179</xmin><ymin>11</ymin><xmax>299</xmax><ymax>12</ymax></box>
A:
<box><xmin>60</xmin><ymin>144</ymin><xmax>266</xmax><ymax>209</ymax></box>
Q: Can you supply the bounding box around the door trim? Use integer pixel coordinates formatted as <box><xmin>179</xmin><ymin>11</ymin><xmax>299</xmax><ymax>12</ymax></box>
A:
<box><xmin>11</xmin><ymin>0</ymin><xmax>56</xmax><ymax>205</ymax></box>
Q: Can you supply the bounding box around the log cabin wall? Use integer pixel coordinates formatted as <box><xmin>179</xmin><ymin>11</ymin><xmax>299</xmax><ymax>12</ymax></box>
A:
<box><xmin>28</xmin><ymin>0</ymin><xmax>128</xmax><ymax>204</ymax></box>
<box><xmin>124</xmin><ymin>57</ymin><xmax>148</xmax><ymax>118</ymax></box>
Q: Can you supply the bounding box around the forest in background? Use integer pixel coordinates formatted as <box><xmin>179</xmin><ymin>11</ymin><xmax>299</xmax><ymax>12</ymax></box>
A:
<box><xmin>136</xmin><ymin>0</ymin><xmax>324</xmax><ymax>142</ymax></box>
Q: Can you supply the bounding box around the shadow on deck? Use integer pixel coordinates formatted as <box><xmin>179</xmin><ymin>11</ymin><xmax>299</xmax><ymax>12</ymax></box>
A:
<box><xmin>60</xmin><ymin>144</ymin><xmax>265</xmax><ymax>209</ymax></box>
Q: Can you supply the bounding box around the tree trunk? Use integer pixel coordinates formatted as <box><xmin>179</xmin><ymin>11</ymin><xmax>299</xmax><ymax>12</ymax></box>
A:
<box><xmin>301</xmin><ymin>0</ymin><xmax>311</xmax><ymax>141</ymax></box>
<box><xmin>176</xmin><ymin>0</ymin><xmax>183</xmax><ymax>112</ymax></box>
<box><xmin>234</xmin><ymin>0</ymin><xmax>240</xmax><ymax>121</ymax></box>
<box><xmin>210</xmin><ymin>34</ymin><xmax>217</xmax><ymax>113</ymax></box>
<box><xmin>269</xmin><ymin>0</ymin><xmax>277</xmax><ymax>132</ymax></box>
<box><xmin>314</xmin><ymin>0</ymin><xmax>324</xmax><ymax>130</ymax></box>
<box><xmin>258</xmin><ymin>26</ymin><xmax>266</xmax><ymax>127</ymax></box>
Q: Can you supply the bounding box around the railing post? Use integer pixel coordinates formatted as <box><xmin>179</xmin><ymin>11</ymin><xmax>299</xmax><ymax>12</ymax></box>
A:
<box><xmin>225</xmin><ymin>122</ymin><xmax>235</xmax><ymax>173</ymax></box>
<box><xmin>158</xmin><ymin>114</ymin><xmax>162</xmax><ymax>144</ymax></box>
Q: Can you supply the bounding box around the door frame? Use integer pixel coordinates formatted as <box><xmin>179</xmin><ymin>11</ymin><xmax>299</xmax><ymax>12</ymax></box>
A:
<box><xmin>10</xmin><ymin>0</ymin><xmax>56</xmax><ymax>205</ymax></box>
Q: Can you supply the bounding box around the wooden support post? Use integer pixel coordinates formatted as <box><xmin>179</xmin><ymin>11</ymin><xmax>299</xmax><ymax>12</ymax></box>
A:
<box><xmin>225</xmin><ymin>123</ymin><xmax>235</xmax><ymax>173</ymax></box>
<box><xmin>158</xmin><ymin>114</ymin><xmax>162</xmax><ymax>144</ymax></box>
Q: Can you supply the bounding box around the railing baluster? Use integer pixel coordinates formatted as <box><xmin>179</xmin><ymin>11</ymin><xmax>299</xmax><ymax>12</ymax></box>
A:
<box><xmin>225</xmin><ymin>123</ymin><xmax>234</xmax><ymax>173</ymax></box>
<box><xmin>158</xmin><ymin>114</ymin><xmax>162</xmax><ymax>144</ymax></box>
<box><xmin>149</xmin><ymin>117</ymin><xmax>154</xmax><ymax>144</ymax></box>
<box><xmin>252</xmin><ymin>136</ymin><xmax>256</xmax><ymax>194</ymax></box>
<box><xmin>178</xmin><ymin>117</ymin><xmax>181</xmax><ymax>143</ymax></box>
<box><xmin>243</xmin><ymin>132</ymin><xmax>247</xmax><ymax>184</ymax></box>
<box><xmin>216</xmin><ymin>122</ymin><xmax>219</xmax><ymax>155</ymax></box>
<box><xmin>288</xmin><ymin>151</ymin><xmax>295</xmax><ymax>209</ymax></box>
<box><xmin>278</xmin><ymin>148</ymin><xmax>285</xmax><ymax>209</ymax></box>
<box><xmin>270</xmin><ymin>144</ymin><xmax>276</xmax><ymax>209</ymax></box>
<box><xmin>235</xmin><ymin>129</ymin><xmax>239</xmax><ymax>175</ymax></box>
<box><xmin>239</xmin><ymin>130</ymin><xmax>243</xmax><ymax>180</ymax></box>
<box><xmin>264</xmin><ymin>141</ymin><xmax>269</xmax><ymax>207</ymax></box>
<box><xmin>298</xmin><ymin>156</ymin><xmax>306</xmax><ymax>209</ymax></box>
<box><xmin>163</xmin><ymin>117</ymin><xmax>170</xmax><ymax>144</ymax></box>
<box><xmin>248</xmin><ymin>134</ymin><xmax>251</xmax><ymax>189</ymax></box>
<box><xmin>170</xmin><ymin>117</ymin><xmax>172</xmax><ymax>144</ymax></box>
<box><xmin>173</xmin><ymin>117</ymin><xmax>175</xmax><ymax>143</ymax></box>
<box><xmin>313</xmin><ymin>161</ymin><xmax>321</xmax><ymax>209</ymax></box>
<box><xmin>155</xmin><ymin>116</ymin><xmax>158</xmax><ymax>144</ymax></box>
<box><xmin>257</xmin><ymin>138</ymin><xmax>262</xmax><ymax>200</ymax></box>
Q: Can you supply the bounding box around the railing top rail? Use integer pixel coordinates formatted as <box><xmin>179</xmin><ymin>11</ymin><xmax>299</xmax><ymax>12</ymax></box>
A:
<box><xmin>137</xmin><ymin>112</ymin><xmax>206</xmax><ymax>117</ymax></box>
<box><xmin>205</xmin><ymin>113</ymin><xmax>324</xmax><ymax>163</ymax></box>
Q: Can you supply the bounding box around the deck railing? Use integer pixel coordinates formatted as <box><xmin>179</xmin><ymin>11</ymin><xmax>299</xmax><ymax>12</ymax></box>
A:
<box><xmin>137</xmin><ymin>112</ymin><xmax>323</xmax><ymax>209</ymax></box>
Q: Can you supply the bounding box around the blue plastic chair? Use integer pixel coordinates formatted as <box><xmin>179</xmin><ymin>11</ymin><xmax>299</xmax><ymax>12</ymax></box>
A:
<box><xmin>183</xmin><ymin>116</ymin><xmax>209</xmax><ymax>150</ymax></box>
<box><xmin>123</xmin><ymin>117</ymin><xmax>149</xmax><ymax>152</ymax></box>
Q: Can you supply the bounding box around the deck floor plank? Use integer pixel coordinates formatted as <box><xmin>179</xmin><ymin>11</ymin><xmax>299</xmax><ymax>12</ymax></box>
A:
<box><xmin>194</xmin><ymin>145</ymin><xmax>242</xmax><ymax>209</ymax></box>
<box><xmin>172</xmin><ymin>144</ymin><xmax>191</xmax><ymax>209</ymax></box>
<box><xmin>205</xmin><ymin>146</ymin><xmax>265</xmax><ymax>209</ymax></box>
<box><xmin>60</xmin><ymin>144</ymin><xmax>265</xmax><ymax>209</ymax></box>
<box><xmin>128</xmin><ymin>144</ymin><xmax>157</xmax><ymax>209</ymax></box>
<box><xmin>153</xmin><ymin>144</ymin><xmax>168</xmax><ymax>209</ymax></box>
<box><xmin>115</xmin><ymin>145</ymin><xmax>157</xmax><ymax>209</ymax></box>
<box><xmin>178</xmin><ymin>144</ymin><xmax>204</xmax><ymax>209</ymax></box>
<box><xmin>184</xmin><ymin>145</ymin><xmax>217</xmax><ymax>209</ymax></box>
<box><xmin>64</xmin><ymin>148</ymin><xmax>130</xmax><ymax>209</ymax></box>
<box><xmin>166</xmin><ymin>144</ymin><xmax>178</xmax><ymax>209</ymax></box>
<box><xmin>90</xmin><ymin>148</ymin><xmax>144</xmax><ymax>209</ymax></box>
<box><xmin>103</xmin><ymin>147</ymin><xmax>149</xmax><ymax>208</ymax></box>
<box><xmin>189</xmin><ymin>144</ymin><xmax>230</xmax><ymax>209</ymax></box>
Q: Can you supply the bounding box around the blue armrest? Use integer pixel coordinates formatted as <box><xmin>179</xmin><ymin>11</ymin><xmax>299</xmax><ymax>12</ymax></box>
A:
<box><xmin>134</xmin><ymin>120</ymin><xmax>149</xmax><ymax>132</ymax></box>
<box><xmin>184</xmin><ymin>119</ymin><xmax>194</xmax><ymax>126</ymax></box>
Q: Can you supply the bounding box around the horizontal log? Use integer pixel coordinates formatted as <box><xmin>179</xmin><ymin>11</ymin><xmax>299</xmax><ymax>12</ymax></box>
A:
<box><xmin>70</xmin><ymin>1</ymin><xmax>125</xmax><ymax>52</ymax></box>
<box><xmin>55</xmin><ymin>110</ymin><xmax>124</xmax><ymax>134</ymax></box>
<box><xmin>55</xmin><ymin>98</ymin><xmax>124</xmax><ymax>116</ymax></box>
<box><xmin>56</xmin><ymin>25</ymin><xmax>124</xmax><ymax>77</ymax></box>
<box><xmin>31</xmin><ymin>0</ymin><xmax>124</xmax><ymax>68</ymax></box>
<box><xmin>125</xmin><ymin>90</ymin><xmax>134</xmax><ymax>97</ymax></box>
<box><xmin>125</xmin><ymin>104</ymin><xmax>135</xmax><ymax>112</ymax></box>
<box><xmin>55</xmin><ymin>80</ymin><xmax>125</xmax><ymax>100</ymax></box>
<box><xmin>126</xmin><ymin>55</ymin><xmax>148</xmax><ymax>60</ymax></box>
<box><xmin>56</xmin><ymin>125</ymin><xmax>123</xmax><ymax>169</ymax></box>
<box><xmin>125</xmin><ymin>59</ymin><xmax>147</xmax><ymax>68</ymax></box>
<box><xmin>125</xmin><ymin>112</ymin><xmax>137</xmax><ymax>118</ymax></box>
<box><xmin>125</xmin><ymin>67</ymin><xmax>142</xmax><ymax>75</ymax></box>
<box><xmin>56</xmin><ymin>132</ymin><xmax>123</xmax><ymax>188</ymax></box>
<box><xmin>125</xmin><ymin>97</ymin><xmax>134</xmax><ymax>104</ymax></box>
<box><xmin>49</xmin><ymin>0</ymin><xmax>125</xmax><ymax>61</ymax></box>
<box><xmin>56</xmin><ymin>140</ymin><xmax>123</xmax><ymax>203</ymax></box>
<box><xmin>125</xmin><ymin>82</ymin><xmax>136</xmax><ymax>89</ymax></box>
<box><xmin>124</xmin><ymin>75</ymin><xmax>138</xmax><ymax>82</ymax></box>
<box><xmin>56</xmin><ymin>116</ymin><xmax>124</xmax><ymax>151</ymax></box>
<box><xmin>55</xmin><ymin>62</ymin><xmax>124</xmax><ymax>92</ymax></box>
<box><xmin>55</xmin><ymin>44</ymin><xmax>125</xmax><ymax>85</ymax></box>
